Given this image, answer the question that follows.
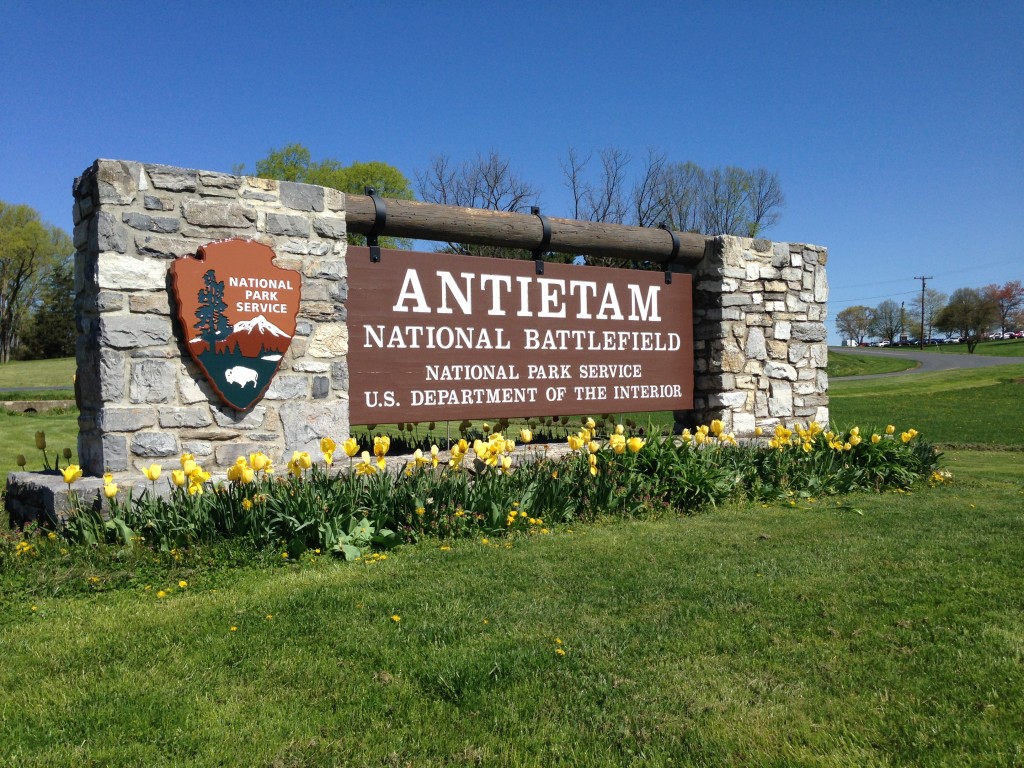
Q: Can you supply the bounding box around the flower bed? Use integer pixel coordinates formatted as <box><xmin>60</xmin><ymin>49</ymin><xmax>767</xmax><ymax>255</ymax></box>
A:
<box><xmin>13</xmin><ymin>419</ymin><xmax>940</xmax><ymax>561</ymax></box>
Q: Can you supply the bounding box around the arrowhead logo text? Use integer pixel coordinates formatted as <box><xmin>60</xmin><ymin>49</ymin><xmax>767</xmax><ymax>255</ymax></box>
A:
<box><xmin>171</xmin><ymin>239</ymin><xmax>301</xmax><ymax>411</ymax></box>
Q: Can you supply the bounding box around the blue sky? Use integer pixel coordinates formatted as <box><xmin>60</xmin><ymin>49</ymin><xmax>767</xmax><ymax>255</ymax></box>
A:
<box><xmin>2</xmin><ymin>1</ymin><xmax>1021</xmax><ymax>342</ymax></box>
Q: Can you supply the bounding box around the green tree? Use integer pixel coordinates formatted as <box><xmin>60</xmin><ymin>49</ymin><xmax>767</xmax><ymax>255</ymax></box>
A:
<box><xmin>242</xmin><ymin>144</ymin><xmax>415</xmax><ymax>248</ymax></box>
<box><xmin>935</xmin><ymin>287</ymin><xmax>999</xmax><ymax>353</ymax></box>
<box><xmin>0</xmin><ymin>202</ymin><xmax>73</xmax><ymax>362</ymax></box>
<box><xmin>835</xmin><ymin>305</ymin><xmax>873</xmax><ymax>345</ymax></box>
<box><xmin>16</xmin><ymin>256</ymin><xmax>75</xmax><ymax>360</ymax></box>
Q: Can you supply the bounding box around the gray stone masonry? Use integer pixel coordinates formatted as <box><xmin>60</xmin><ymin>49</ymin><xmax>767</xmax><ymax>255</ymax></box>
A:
<box><xmin>673</xmin><ymin>236</ymin><xmax>829</xmax><ymax>436</ymax></box>
<box><xmin>72</xmin><ymin>159</ymin><xmax>350</xmax><ymax>476</ymax></box>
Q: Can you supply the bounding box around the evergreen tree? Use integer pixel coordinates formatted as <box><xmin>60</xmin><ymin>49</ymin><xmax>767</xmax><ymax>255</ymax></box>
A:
<box><xmin>194</xmin><ymin>269</ymin><xmax>230</xmax><ymax>344</ymax></box>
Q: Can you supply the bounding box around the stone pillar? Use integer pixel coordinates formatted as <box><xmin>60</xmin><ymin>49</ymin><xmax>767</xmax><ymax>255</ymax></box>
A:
<box><xmin>72</xmin><ymin>160</ymin><xmax>350</xmax><ymax>476</ymax></box>
<box><xmin>677</xmin><ymin>235</ymin><xmax>829</xmax><ymax>435</ymax></box>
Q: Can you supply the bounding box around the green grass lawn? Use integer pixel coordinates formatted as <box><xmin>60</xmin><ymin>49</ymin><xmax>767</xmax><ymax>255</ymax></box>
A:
<box><xmin>3</xmin><ymin>358</ymin><xmax>1024</xmax><ymax>764</ymax></box>
<box><xmin>830</xmin><ymin>363</ymin><xmax>1024</xmax><ymax>447</ymax></box>
<box><xmin>0</xmin><ymin>408</ymin><xmax>79</xmax><ymax>474</ymax></box>
<box><xmin>2</xmin><ymin>451</ymin><xmax>1021</xmax><ymax>766</ymax></box>
<box><xmin>0</xmin><ymin>357</ymin><xmax>75</xmax><ymax>389</ymax></box>
<box><xmin>827</xmin><ymin>351</ymin><xmax>918</xmax><ymax>377</ymax></box>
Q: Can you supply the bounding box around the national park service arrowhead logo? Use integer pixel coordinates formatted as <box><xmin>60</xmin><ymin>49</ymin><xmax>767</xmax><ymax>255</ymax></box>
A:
<box><xmin>171</xmin><ymin>239</ymin><xmax>301</xmax><ymax>411</ymax></box>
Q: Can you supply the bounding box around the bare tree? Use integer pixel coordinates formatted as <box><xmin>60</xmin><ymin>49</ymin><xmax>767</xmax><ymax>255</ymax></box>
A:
<box><xmin>416</xmin><ymin>152</ymin><xmax>541</xmax><ymax>258</ymax></box>
<box><xmin>631</xmin><ymin>149</ymin><xmax>670</xmax><ymax>228</ymax></box>
<box><xmin>658</xmin><ymin>161</ymin><xmax>704</xmax><ymax>232</ymax></box>
<box><xmin>869</xmin><ymin>299</ymin><xmax>905</xmax><ymax>344</ymax></box>
<box><xmin>745</xmin><ymin>168</ymin><xmax>785</xmax><ymax>237</ymax></box>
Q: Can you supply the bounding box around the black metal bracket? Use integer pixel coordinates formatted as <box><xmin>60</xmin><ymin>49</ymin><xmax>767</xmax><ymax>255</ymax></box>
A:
<box><xmin>658</xmin><ymin>223</ymin><xmax>680</xmax><ymax>284</ymax></box>
<box><xmin>365</xmin><ymin>186</ymin><xmax>387</xmax><ymax>263</ymax></box>
<box><xmin>531</xmin><ymin>206</ymin><xmax>550</xmax><ymax>275</ymax></box>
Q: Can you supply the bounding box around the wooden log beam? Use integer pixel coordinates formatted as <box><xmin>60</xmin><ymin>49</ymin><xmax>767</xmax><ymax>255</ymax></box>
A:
<box><xmin>344</xmin><ymin>194</ymin><xmax>710</xmax><ymax>264</ymax></box>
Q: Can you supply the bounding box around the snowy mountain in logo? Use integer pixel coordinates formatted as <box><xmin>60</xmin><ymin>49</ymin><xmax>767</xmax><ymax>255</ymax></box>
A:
<box><xmin>216</xmin><ymin>315</ymin><xmax>293</xmax><ymax>357</ymax></box>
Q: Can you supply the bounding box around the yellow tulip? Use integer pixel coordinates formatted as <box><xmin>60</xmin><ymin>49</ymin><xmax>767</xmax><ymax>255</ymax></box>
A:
<box><xmin>61</xmin><ymin>464</ymin><xmax>83</xmax><ymax>485</ymax></box>
<box><xmin>103</xmin><ymin>483</ymin><xmax>118</xmax><ymax>499</ymax></box>
<box><xmin>588</xmin><ymin>453</ymin><xmax>598</xmax><ymax>476</ymax></box>
<box><xmin>754</xmin><ymin>426</ymin><xmax>764</xmax><ymax>437</ymax></box>
<box><xmin>567</xmin><ymin>434</ymin><xmax>584</xmax><ymax>451</ymax></box>
<box><xmin>241</xmin><ymin>466</ymin><xmax>255</xmax><ymax>484</ymax></box>
<box><xmin>324</xmin><ymin>451</ymin><xmax>334</xmax><ymax>466</ymax></box>
<box><xmin>609</xmin><ymin>434</ymin><xmax>626</xmax><ymax>454</ymax></box>
<box><xmin>142</xmin><ymin>464</ymin><xmax>161</xmax><ymax>482</ymax></box>
<box><xmin>180</xmin><ymin>452</ymin><xmax>195</xmax><ymax>468</ymax></box>
<box><xmin>171</xmin><ymin>469</ymin><xmax>186</xmax><ymax>487</ymax></box>
<box><xmin>320</xmin><ymin>437</ymin><xmax>336</xmax><ymax>455</ymax></box>
<box><xmin>615</xmin><ymin>423</ymin><xmax>625</xmax><ymax>435</ymax></box>
<box><xmin>710</xmin><ymin>419</ymin><xmax>724</xmax><ymax>437</ymax></box>
<box><xmin>250</xmin><ymin>452</ymin><xmax>271</xmax><ymax>472</ymax></box>
<box><xmin>627</xmin><ymin>437</ymin><xmax>645</xmax><ymax>453</ymax></box>
<box><xmin>342</xmin><ymin>437</ymin><xmax>359</xmax><ymax>457</ymax></box>
<box><xmin>181</xmin><ymin>459</ymin><xmax>197</xmax><ymax>475</ymax></box>
<box><xmin>871</xmin><ymin>434</ymin><xmax>881</xmax><ymax>444</ymax></box>
<box><xmin>585</xmin><ymin>417</ymin><xmax>596</xmax><ymax>430</ymax></box>
<box><xmin>885</xmin><ymin>425</ymin><xmax>896</xmax><ymax>435</ymax></box>
<box><xmin>587</xmin><ymin>440</ymin><xmax>600</xmax><ymax>454</ymax></box>
<box><xmin>500</xmin><ymin>455</ymin><xmax>513</xmax><ymax>473</ymax></box>
<box><xmin>373</xmin><ymin>435</ymin><xmax>390</xmax><ymax>458</ymax></box>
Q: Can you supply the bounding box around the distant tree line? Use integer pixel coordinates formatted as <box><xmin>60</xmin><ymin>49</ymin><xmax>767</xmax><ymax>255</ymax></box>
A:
<box><xmin>836</xmin><ymin>280</ymin><xmax>1024</xmax><ymax>353</ymax></box>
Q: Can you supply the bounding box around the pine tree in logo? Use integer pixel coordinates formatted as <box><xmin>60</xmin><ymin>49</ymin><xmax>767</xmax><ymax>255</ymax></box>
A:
<box><xmin>194</xmin><ymin>269</ymin><xmax>230</xmax><ymax>346</ymax></box>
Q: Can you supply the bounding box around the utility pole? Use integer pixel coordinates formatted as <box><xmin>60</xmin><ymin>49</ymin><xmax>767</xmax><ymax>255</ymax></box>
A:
<box><xmin>914</xmin><ymin>275</ymin><xmax>933</xmax><ymax>349</ymax></box>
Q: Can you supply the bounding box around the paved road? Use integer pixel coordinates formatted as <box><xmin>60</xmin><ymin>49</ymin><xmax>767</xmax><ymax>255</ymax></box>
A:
<box><xmin>829</xmin><ymin>346</ymin><xmax>1024</xmax><ymax>380</ymax></box>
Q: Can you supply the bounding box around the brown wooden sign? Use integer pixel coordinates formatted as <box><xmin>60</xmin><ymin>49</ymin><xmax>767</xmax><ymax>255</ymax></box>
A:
<box><xmin>346</xmin><ymin>246</ymin><xmax>693</xmax><ymax>424</ymax></box>
<box><xmin>171</xmin><ymin>239</ymin><xmax>301</xmax><ymax>411</ymax></box>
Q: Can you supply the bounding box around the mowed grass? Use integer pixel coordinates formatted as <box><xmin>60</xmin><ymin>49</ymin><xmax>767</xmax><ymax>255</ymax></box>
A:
<box><xmin>0</xmin><ymin>357</ymin><xmax>75</xmax><ymax>390</ymax></box>
<box><xmin>827</xmin><ymin>351</ymin><xmax>918</xmax><ymax>377</ymax></box>
<box><xmin>830</xmin><ymin>363</ymin><xmax>1024</xmax><ymax>447</ymax></box>
<box><xmin>2</xmin><ymin>453</ymin><xmax>1022</xmax><ymax>766</ymax></box>
<box><xmin>0</xmin><ymin>408</ymin><xmax>79</xmax><ymax>473</ymax></box>
<box><xmin>3</xmin><ymin>358</ymin><xmax>1024</xmax><ymax>764</ymax></box>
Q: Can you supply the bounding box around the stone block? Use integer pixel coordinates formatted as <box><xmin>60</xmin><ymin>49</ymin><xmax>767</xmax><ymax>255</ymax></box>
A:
<box><xmin>98</xmin><ymin>406</ymin><xmax>156</xmax><ymax>432</ymax></box>
<box><xmin>131</xmin><ymin>432</ymin><xmax>178</xmax><ymax>457</ymax></box>
<box><xmin>324</xmin><ymin>188</ymin><xmax>345</xmax><ymax>212</ymax></box>
<box><xmin>182</xmin><ymin>199</ymin><xmax>256</xmax><ymax>228</ymax></box>
<box><xmin>768</xmin><ymin>380</ymin><xmax>793</xmax><ymax>417</ymax></box>
<box><xmin>773</xmin><ymin>320</ymin><xmax>791</xmax><ymax>341</ymax></box>
<box><xmin>280</xmin><ymin>181</ymin><xmax>324</xmax><ymax>212</ymax></box>
<box><xmin>101</xmin><ymin>315</ymin><xmax>171</xmax><ymax>349</ymax></box>
<box><xmin>97</xmin><ymin>291</ymin><xmax>125</xmax><ymax>312</ymax></box>
<box><xmin>764</xmin><ymin>361</ymin><xmax>798</xmax><ymax>381</ymax></box>
<box><xmin>280</xmin><ymin>400</ymin><xmax>348</xmax><ymax>455</ymax></box>
<box><xmin>744</xmin><ymin>327</ymin><xmax>766</xmax><ymax>360</ymax></box>
<box><xmin>178</xmin><ymin>371</ymin><xmax>211</xmax><ymax>404</ymax></box>
<box><xmin>312</xmin><ymin>376</ymin><xmax>329</xmax><ymax>398</ymax></box>
<box><xmin>266</xmin><ymin>213</ymin><xmax>311</xmax><ymax>237</ymax></box>
<box><xmin>264</xmin><ymin>374</ymin><xmax>309</xmax><ymax>400</ymax></box>
<box><xmin>211</xmin><ymin>406</ymin><xmax>266</xmax><ymax>429</ymax></box>
<box><xmin>93</xmin><ymin>211</ymin><xmax>127</xmax><ymax>253</ymax></box>
<box><xmin>313</xmin><ymin>216</ymin><xmax>346</xmax><ymax>239</ymax></box>
<box><xmin>128</xmin><ymin>292</ymin><xmax>172</xmax><ymax>315</ymax></box>
<box><xmin>96</xmin><ymin>160</ymin><xmax>140</xmax><ymax>205</ymax></box>
<box><xmin>136</xmin><ymin>234</ymin><xmax>206</xmax><ymax>259</ymax></box>
<box><xmin>199</xmin><ymin>171</ymin><xmax>242</xmax><ymax>191</ymax></box>
<box><xmin>144</xmin><ymin>195</ymin><xmax>175</xmax><ymax>211</ymax></box>
<box><xmin>98</xmin><ymin>253</ymin><xmax>168</xmax><ymax>291</ymax></box>
<box><xmin>159</xmin><ymin>408</ymin><xmax>214</xmax><ymax>429</ymax></box>
<box><xmin>146</xmin><ymin>164</ymin><xmax>197</xmax><ymax>192</ymax></box>
<box><xmin>122</xmin><ymin>212</ymin><xmax>179</xmax><ymax>233</ymax></box>
<box><xmin>307</xmin><ymin>324</ymin><xmax>347</xmax><ymax>357</ymax></box>
<box><xmin>292</xmin><ymin>361</ymin><xmax>331</xmax><ymax>373</ymax></box>
<box><xmin>129</xmin><ymin>360</ymin><xmax>176</xmax><ymax>403</ymax></box>
<box><xmin>791</xmin><ymin>322</ymin><xmax>827</xmax><ymax>342</ymax></box>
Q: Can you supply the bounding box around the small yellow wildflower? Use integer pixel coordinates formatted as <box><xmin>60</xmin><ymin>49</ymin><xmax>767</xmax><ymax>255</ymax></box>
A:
<box><xmin>178</xmin><ymin>580</ymin><xmax>188</xmax><ymax>589</ymax></box>
<box><xmin>391</xmin><ymin>614</ymin><xmax>401</xmax><ymax>623</ymax></box>
<box><xmin>230</xmin><ymin>626</ymin><xmax>237</xmax><ymax>632</ymax></box>
<box><xmin>157</xmin><ymin>590</ymin><xmax>167</xmax><ymax>599</ymax></box>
